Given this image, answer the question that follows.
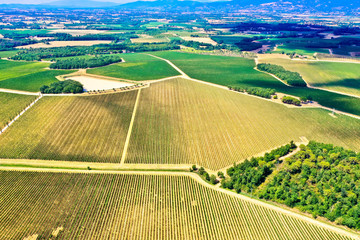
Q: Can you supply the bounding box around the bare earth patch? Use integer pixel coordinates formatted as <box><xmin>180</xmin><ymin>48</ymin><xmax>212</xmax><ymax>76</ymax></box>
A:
<box><xmin>17</xmin><ymin>40</ymin><xmax>112</xmax><ymax>49</ymax></box>
<box><xmin>181</xmin><ymin>37</ymin><xmax>217</xmax><ymax>45</ymax></box>
<box><xmin>23</xmin><ymin>234</ymin><xmax>38</xmax><ymax>240</ymax></box>
<box><xmin>52</xmin><ymin>226</ymin><xmax>64</xmax><ymax>237</ymax></box>
<box><xmin>66</xmin><ymin>75</ymin><xmax>134</xmax><ymax>91</ymax></box>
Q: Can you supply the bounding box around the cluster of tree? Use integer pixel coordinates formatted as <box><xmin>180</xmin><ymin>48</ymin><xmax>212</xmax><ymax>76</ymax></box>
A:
<box><xmin>257</xmin><ymin>141</ymin><xmax>360</xmax><ymax>230</ymax></box>
<box><xmin>221</xmin><ymin>142</ymin><xmax>297</xmax><ymax>193</ymax></box>
<box><xmin>0</xmin><ymin>39</ymin><xmax>37</xmax><ymax>51</ymax></box>
<box><xmin>37</xmin><ymin>33</ymin><xmax>138</xmax><ymax>43</ymax></box>
<box><xmin>40</xmin><ymin>80</ymin><xmax>83</xmax><ymax>94</ymax></box>
<box><xmin>282</xmin><ymin>96</ymin><xmax>301</xmax><ymax>106</ymax></box>
<box><xmin>234</xmin><ymin>38</ymin><xmax>263</xmax><ymax>51</ymax></box>
<box><xmin>229</xmin><ymin>86</ymin><xmax>276</xmax><ymax>99</ymax></box>
<box><xmin>170</xmin><ymin>39</ymin><xmax>238</xmax><ymax>52</ymax></box>
<box><xmin>257</xmin><ymin>63</ymin><xmax>307</xmax><ymax>87</ymax></box>
<box><xmin>50</xmin><ymin>55</ymin><xmax>122</xmax><ymax>69</ymax></box>
<box><xmin>190</xmin><ymin>165</ymin><xmax>219</xmax><ymax>185</ymax></box>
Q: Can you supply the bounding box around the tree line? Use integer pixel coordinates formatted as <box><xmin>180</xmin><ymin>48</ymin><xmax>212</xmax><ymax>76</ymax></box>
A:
<box><xmin>50</xmin><ymin>55</ymin><xmax>122</xmax><ymax>69</ymax></box>
<box><xmin>257</xmin><ymin>63</ymin><xmax>307</xmax><ymax>87</ymax></box>
<box><xmin>282</xmin><ymin>96</ymin><xmax>301</xmax><ymax>106</ymax></box>
<box><xmin>229</xmin><ymin>86</ymin><xmax>276</xmax><ymax>99</ymax></box>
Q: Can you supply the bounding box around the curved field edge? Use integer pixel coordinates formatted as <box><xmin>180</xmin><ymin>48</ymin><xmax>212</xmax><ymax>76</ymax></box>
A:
<box><xmin>149</xmin><ymin>51</ymin><xmax>360</xmax><ymax>116</ymax></box>
<box><xmin>0</xmin><ymin>169</ymin><xmax>357</xmax><ymax>240</ymax></box>
<box><xmin>87</xmin><ymin>53</ymin><xmax>180</xmax><ymax>81</ymax></box>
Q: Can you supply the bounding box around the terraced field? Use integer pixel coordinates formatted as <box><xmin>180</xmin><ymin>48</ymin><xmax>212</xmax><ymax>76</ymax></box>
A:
<box><xmin>151</xmin><ymin>51</ymin><xmax>360</xmax><ymax>116</ymax></box>
<box><xmin>0</xmin><ymin>91</ymin><xmax>137</xmax><ymax>162</ymax></box>
<box><xmin>0</xmin><ymin>92</ymin><xmax>37</xmax><ymax>129</ymax></box>
<box><xmin>126</xmin><ymin>78</ymin><xmax>360</xmax><ymax>170</ymax></box>
<box><xmin>0</xmin><ymin>60</ymin><xmax>73</xmax><ymax>92</ymax></box>
<box><xmin>258</xmin><ymin>56</ymin><xmax>360</xmax><ymax>97</ymax></box>
<box><xmin>87</xmin><ymin>53</ymin><xmax>179</xmax><ymax>81</ymax></box>
<box><xmin>0</xmin><ymin>171</ymin><xmax>355</xmax><ymax>240</ymax></box>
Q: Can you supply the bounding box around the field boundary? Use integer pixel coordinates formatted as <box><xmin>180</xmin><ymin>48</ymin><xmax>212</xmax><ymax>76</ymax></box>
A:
<box><xmin>120</xmin><ymin>88</ymin><xmax>142</xmax><ymax>165</ymax></box>
<box><xmin>0</xmin><ymin>166</ymin><xmax>358</xmax><ymax>239</ymax></box>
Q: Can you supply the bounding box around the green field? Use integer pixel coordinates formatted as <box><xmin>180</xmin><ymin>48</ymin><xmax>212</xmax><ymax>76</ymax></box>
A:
<box><xmin>126</xmin><ymin>78</ymin><xmax>360</xmax><ymax>170</ymax></box>
<box><xmin>258</xmin><ymin>57</ymin><xmax>360</xmax><ymax>96</ymax></box>
<box><xmin>0</xmin><ymin>171</ymin><xmax>354</xmax><ymax>240</ymax></box>
<box><xmin>87</xmin><ymin>53</ymin><xmax>179</xmax><ymax>81</ymax></box>
<box><xmin>272</xmin><ymin>45</ymin><xmax>329</xmax><ymax>56</ymax></box>
<box><xmin>0</xmin><ymin>60</ymin><xmax>73</xmax><ymax>92</ymax></box>
<box><xmin>150</xmin><ymin>51</ymin><xmax>360</xmax><ymax>116</ymax></box>
<box><xmin>0</xmin><ymin>50</ymin><xmax>19</xmax><ymax>58</ymax></box>
<box><xmin>0</xmin><ymin>92</ymin><xmax>137</xmax><ymax>162</ymax></box>
<box><xmin>0</xmin><ymin>92</ymin><xmax>37</xmax><ymax>129</ymax></box>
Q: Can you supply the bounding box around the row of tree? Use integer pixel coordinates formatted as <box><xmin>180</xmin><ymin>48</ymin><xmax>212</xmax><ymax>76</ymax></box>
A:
<box><xmin>50</xmin><ymin>56</ymin><xmax>122</xmax><ymax>69</ymax></box>
<box><xmin>257</xmin><ymin>63</ymin><xmax>307</xmax><ymax>87</ymax></box>
<box><xmin>40</xmin><ymin>80</ymin><xmax>83</xmax><ymax>94</ymax></box>
<box><xmin>229</xmin><ymin>86</ymin><xmax>276</xmax><ymax>99</ymax></box>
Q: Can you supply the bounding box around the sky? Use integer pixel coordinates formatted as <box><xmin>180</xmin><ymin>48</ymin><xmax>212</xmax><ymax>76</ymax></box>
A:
<box><xmin>0</xmin><ymin>0</ymin><xmax>138</xmax><ymax>4</ymax></box>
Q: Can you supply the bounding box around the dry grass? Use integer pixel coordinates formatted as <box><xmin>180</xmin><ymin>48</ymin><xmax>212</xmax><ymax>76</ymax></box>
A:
<box><xmin>181</xmin><ymin>36</ymin><xmax>218</xmax><ymax>45</ymax></box>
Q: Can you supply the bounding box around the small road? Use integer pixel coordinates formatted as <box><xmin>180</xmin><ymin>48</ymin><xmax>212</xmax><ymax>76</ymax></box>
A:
<box><xmin>146</xmin><ymin>54</ymin><xmax>190</xmax><ymax>78</ymax></box>
<box><xmin>120</xmin><ymin>88</ymin><xmax>142</xmax><ymax>165</ymax></box>
<box><xmin>0</xmin><ymin>88</ymin><xmax>39</xmax><ymax>96</ymax></box>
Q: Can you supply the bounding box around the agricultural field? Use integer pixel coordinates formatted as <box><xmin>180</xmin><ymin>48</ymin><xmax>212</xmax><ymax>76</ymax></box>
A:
<box><xmin>0</xmin><ymin>92</ymin><xmax>37</xmax><ymax>129</ymax></box>
<box><xmin>0</xmin><ymin>60</ymin><xmax>73</xmax><ymax>92</ymax></box>
<box><xmin>130</xmin><ymin>36</ymin><xmax>170</xmax><ymax>43</ymax></box>
<box><xmin>0</xmin><ymin>171</ymin><xmax>355</xmax><ymax>240</ymax></box>
<box><xmin>126</xmin><ymin>78</ymin><xmax>360</xmax><ymax>170</ymax></box>
<box><xmin>0</xmin><ymin>50</ymin><xmax>19</xmax><ymax>58</ymax></box>
<box><xmin>151</xmin><ymin>51</ymin><xmax>360</xmax><ymax>116</ymax></box>
<box><xmin>258</xmin><ymin>56</ymin><xmax>360</xmax><ymax>96</ymax></box>
<box><xmin>17</xmin><ymin>40</ymin><xmax>112</xmax><ymax>49</ymax></box>
<box><xmin>0</xmin><ymin>91</ymin><xmax>137</xmax><ymax>162</ymax></box>
<box><xmin>271</xmin><ymin>45</ymin><xmax>329</xmax><ymax>56</ymax></box>
<box><xmin>88</xmin><ymin>53</ymin><xmax>180</xmax><ymax>81</ymax></box>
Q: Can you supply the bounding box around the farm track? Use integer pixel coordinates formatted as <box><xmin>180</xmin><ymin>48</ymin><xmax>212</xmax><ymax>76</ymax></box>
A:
<box><xmin>0</xmin><ymin>167</ymin><xmax>358</xmax><ymax>240</ymax></box>
<box><xmin>2</xmin><ymin>54</ymin><xmax>360</xmax><ymax>239</ymax></box>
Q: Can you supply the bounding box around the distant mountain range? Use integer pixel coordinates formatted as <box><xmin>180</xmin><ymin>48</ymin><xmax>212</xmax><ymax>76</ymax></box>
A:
<box><xmin>0</xmin><ymin>0</ymin><xmax>358</xmax><ymax>12</ymax></box>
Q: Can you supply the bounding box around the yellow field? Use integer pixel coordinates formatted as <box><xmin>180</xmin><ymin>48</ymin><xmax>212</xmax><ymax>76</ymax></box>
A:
<box><xmin>0</xmin><ymin>171</ymin><xmax>354</xmax><ymax>240</ymax></box>
<box><xmin>0</xmin><ymin>91</ymin><xmax>137</xmax><ymax>162</ymax></box>
<box><xmin>126</xmin><ymin>78</ymin><xmax>360</xmax><ymax>170</ymax></box>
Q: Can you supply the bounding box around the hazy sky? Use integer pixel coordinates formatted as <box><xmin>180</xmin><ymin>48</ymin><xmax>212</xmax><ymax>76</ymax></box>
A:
<box><xmin>0</xmin><ymin>0</ymin><xmax>137</xmax><ymax>3</ymax></box>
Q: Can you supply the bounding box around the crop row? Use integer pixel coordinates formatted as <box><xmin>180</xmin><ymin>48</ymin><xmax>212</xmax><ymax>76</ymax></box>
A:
<box><xmin>126</xmin><ymin>78</ymin><xmax>360</xmax><ymax>170</ymax></box>
<box><xmin>0</xmin><ymin>91</ymin><xmax>137</xmax><ymax>162</ymax></box>
<box><xmin>0</xmin><ymin>171</ymin><xmax>354</xmax><ymax>240</ymax></box>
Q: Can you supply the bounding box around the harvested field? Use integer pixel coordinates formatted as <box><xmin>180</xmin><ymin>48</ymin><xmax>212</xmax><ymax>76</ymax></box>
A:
<box><xmin>0</xmin><ymin>91</ymin><xmax>137</xmax><ymax>162</ymax></box>
<box><xmin>0</xmin><ymin>171</ymin><xmax>355</xmax><ymax>240</ymax></box>
<box><xmin>17</xmin><ymin>40</ymin><xmax>112</xmax><ymax>49</ymax></box>
<box><xmin>66</xmin><ymin>75</ymin><xmax>134</xmax><ymax>91</ymax></box>
<box><xmin>126</xmin><ymin>78</ymin><xmax>360</xmax><ymax>170</ymax></box>
<box><xmin>181</xmin><ymin>36</ymin><xmax>218</xmax><ymax>45</ymax></box>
